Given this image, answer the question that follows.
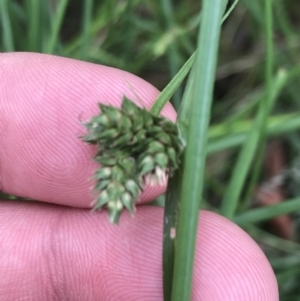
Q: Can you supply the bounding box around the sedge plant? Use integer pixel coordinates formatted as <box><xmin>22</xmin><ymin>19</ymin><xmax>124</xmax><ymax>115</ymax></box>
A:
<box><xmin>83</xmin><ymin>1</ymin><xmax>228</xmax><ymax>300</ymax></box>
<box><xmin>3</xmin><ymin>0</ymin><xmax>300</xmax><ymax>300</ymax></box>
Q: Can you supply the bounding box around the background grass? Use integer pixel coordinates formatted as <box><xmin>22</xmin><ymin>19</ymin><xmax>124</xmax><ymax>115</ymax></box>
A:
<box><xmin>1</xmin><ymin>0</ymin><xmax>300</xmax><ymax>299</ymax></box>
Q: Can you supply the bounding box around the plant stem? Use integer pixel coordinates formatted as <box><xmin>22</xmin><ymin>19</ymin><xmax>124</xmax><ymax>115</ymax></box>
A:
<box><xmin>162</xmin><ymin>62</ymin><xmax>194</xmax><ymax>300</ymax></box>
<box><xmin>170</xmin><ymin>1</ymin><xmax>225</xmax><ymax>300</ymax></box>
<box><xmin>163</xmin><ymin>170</ymin><xmax>181</xmax><ymax>301</ymax></box>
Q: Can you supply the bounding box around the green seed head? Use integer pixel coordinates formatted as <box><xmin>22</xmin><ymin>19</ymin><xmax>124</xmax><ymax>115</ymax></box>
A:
<box><xmin>167</xmin><ymin>147</ymin><xmax>179</xmax><ymax>168</ymax></box>
<box><xmin>142</xmin><ymin>109</ymin><xmax>154</xmax><ymax>128</ymax></box>
<box><xmin>97</xmin><ymin>128</ymin><xmax>119</xmax><ymax>140</ymax></box>
<box><xmin>107</xmin><ymin>182</ymin><xmax>126</xmax><ymax>197</ymax></box>
<box><xmin>154</xmin><ymin>152</ymin><xmax>169</xmax><ymax>168</ymax></box>
<box><xmin>95</xmin><ymin>179</ymin><xmax>110</xmax><ymax>191</ymax></box>
<box><xmin>119</xmin><ymin>116</ymin><xmax>133</xmax><ymax>130</ymax></box>
<box><xmin>107</xmin><ymin>199</ymin><xmax>124</xmax><ymax>224</ymax></box>
<box><xmin>82</xmin><ymin>97</ymin><xmax>185</xmax><ymax>224</ymax></box>
<box><xmin>147</xmin><ymin>141</ymin><xmax>165</xmax><ymax>153</ymax></box>
<box><xmin>94</xmin><ymin>167</ymin><xmax>112</xmax><ymax>180</ymax></box>
<box><xmin>94</xmin><ymin>190</ymin><xmax>109</xmax><ymax>209</ymax></box>
<box><xmin>139</xmin><ymin>155</ymin><xmax>155</xmax><ymax>175</ymax></box>
<box><xmin>121</xmin><ymin>192</ymin><xmax>135</xmax><ymax>215</ymax></box>
<box><xmin>106</xmin><ymin>109</ymin><xmax>123</xmax><ymax>125</ymax></box>
<box><xmin>122</xmin><ymin>97</ymin><xmax>140</xmax><ymax>117</ymax></box>
<box><xmin>125</xmin><ymin>179</ymin><xmax>141</xmax><ymax>198</ymax></box>
<box><xmin>119</xmin><ymin>157</ymin><xmax>136</xmax><ymax>174</ymax></box>
<box><xmin>154</xmin><ymin>131</ymin><xmax>172</xmax><ymax>145</ymax></box>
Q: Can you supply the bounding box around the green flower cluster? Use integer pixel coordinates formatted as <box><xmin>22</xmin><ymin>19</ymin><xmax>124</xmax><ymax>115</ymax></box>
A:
<box><xmin>83</xmin><ymin>97</ymin><xmax>184</xmax><ymax>224</ymax></box>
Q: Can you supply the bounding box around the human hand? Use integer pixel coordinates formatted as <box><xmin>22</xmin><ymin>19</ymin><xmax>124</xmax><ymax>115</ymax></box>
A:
<box><xmin>0</xmin><ymin>52</ymin><xmax>278</xmax><ymax>300</ymax></box>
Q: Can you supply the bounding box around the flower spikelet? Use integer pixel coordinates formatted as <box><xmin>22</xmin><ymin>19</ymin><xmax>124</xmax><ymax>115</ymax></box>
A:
<box><xmin>82</xmin><ymin>97</ymin><xmax>185</xmax><ymax>224</ymax></box>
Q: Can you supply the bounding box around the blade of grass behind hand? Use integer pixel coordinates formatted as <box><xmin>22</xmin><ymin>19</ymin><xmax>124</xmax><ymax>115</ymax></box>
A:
<box><xmin>0</xmin><ymin>0</ymin><xmax>14</xmax><ymax>51</ymax></box>
<box><xmin>220</xmin><ymin>69</ymin><xmax>286</xmax><ymax>218</ymax></box>
<box><xmin>245</xmin><ymin>0</ymin><xmax>275</xmax><ymax>204</ymax></box>
<box><xmin>221</xmin><ymin>0</ymin><xmax>277</xmax><ymax>219</ymax></box>
<box><xmin>234</xmin><ymin>196</ymin><xmax>300</xmax><ymax>226</ymax></box>
<box><xmin>80</xmin><ymin>0</ymin><xmax>94</xmax><ymax>60</ymax></box>
<box><xmin>160</xmin><ymin>0</ymin><xmax>183</xmax><ymax>110</ymax></box>
<box><xmin>26</xmin><ymin>0</ymin><xmax>42</xmax><ymax>51</ymax></box>
<box><xmin>150</xmin><ymin>0</ymin><xmax>240</xmax><ymax>116</ymax></box>
<box><xmin>46</xmin><ymin>0</ymin><xmax>69</xmax><ymax>54</ymax></box>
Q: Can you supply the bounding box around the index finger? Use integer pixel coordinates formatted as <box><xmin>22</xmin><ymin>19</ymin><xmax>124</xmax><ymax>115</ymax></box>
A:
<box><xmin>0</xmin><ymin>52</ymin><xmax>176</xmax><ymax>208</ymax></box>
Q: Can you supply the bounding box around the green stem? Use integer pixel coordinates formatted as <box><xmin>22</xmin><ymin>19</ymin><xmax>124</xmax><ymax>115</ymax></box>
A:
<box><xmin>162</xmin><ymin>62</ymin><xmax>194</xmax><ymax>300</ymax></box>
<box><xmin>163</xmin><ymin>170</ymin><xmax>181</xmax><ymax>301</ymax></box>
<box><xmin>171</xmin><ymin>1</ymin><xmax>224</xmax><ymax>300</ymax></box>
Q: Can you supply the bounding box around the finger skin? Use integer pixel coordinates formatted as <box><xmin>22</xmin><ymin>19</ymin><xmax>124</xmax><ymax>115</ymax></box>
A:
<box><xmin>0</xmin><ymin>202</ymin><xmax>278</xmax><ymax>301</ymax></box>
<box><xmin>0</xmin><ymin>52</ymin><xmax>176</xmax><ymax>208</ymax></box>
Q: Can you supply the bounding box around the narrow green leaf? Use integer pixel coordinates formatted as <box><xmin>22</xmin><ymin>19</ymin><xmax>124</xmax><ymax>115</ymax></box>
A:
<box><xmin>234</xmin><ymin>197</ymin><xmax>300</xmax><ymax>226</ymax></box>
<box><xmin>0</xmin><ymin>0</ymin><xmax>15</xmax><ymax>51</ymax></box>
<box><xmin>171</xmin><ymin>1</ymin><xmax>225</xmax><ymax>300</ymax></box>
<box><xmin>46</xmin><ymin>0</ymin><xmax>69</xmax><ymax>54</ymax></box>
<box><xmin>150</xmin><ymin>52</ymin><xmax>196</xmax><ymax>116</ymax></box>
<box><xmin>150</xmin><ymin>0</ymin><xmax>240</xmax><ymax>117</ymax></box>
<box><xmin>26</xmin><ymin>0</ymin><xmax>42</xmax><ymax>51</ymax></box>
<box><xmin>221</xmin><ymin>0</ymin><xmax>277</xmax><ymax>219</ymax></box>
<box><xmin>81</xmin><ymin>0</ymin><xmax>94</xmax><ymax>60</ymax></box>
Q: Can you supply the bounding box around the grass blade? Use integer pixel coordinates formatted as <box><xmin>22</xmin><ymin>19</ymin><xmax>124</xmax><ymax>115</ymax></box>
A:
<box><xmin>150</xmin><ymin>0</ymin><xmax>240</xmax><ymax>116</ymax></box>
<box><xmin>150</xmin><ymin>51</ymin><xmax>196</xmax><ymax>116</ymax></box>
<box><xmin>171</xmin><ymin>1</ymin><xmax>225</xmax><ymax>300</ymax></box>
<box><xmin>0</xmin><ymin>0</ymin><xmax>15</xmax><ymax>51</ymax></box>
<box><xmin>160</xmin><ymin>0</ymin><xmax>182</xmax><ymax>110</ymax></box>
<box><xmin>26</xmin><ymin>0</ymin><xmax>41</xmax><ymax>51</ymax></box>
<box><xmin>46</xmin><ymin>0</ymin><xmax>69</xmax><ymax>54</ymax></box>
<box><xmin>81</xmin><ymin>0</ymin><xmax>94</xmax><ymax>60</ymax></box>
<box><xmin>234</xmin><ymin>197</ymin><xmax>300</xmax><ymax>225</ymax></box>
<box><xmin>221</xmin><ymin>0</ymin><xmax>277</xmax><ymax>218</ymax></box>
